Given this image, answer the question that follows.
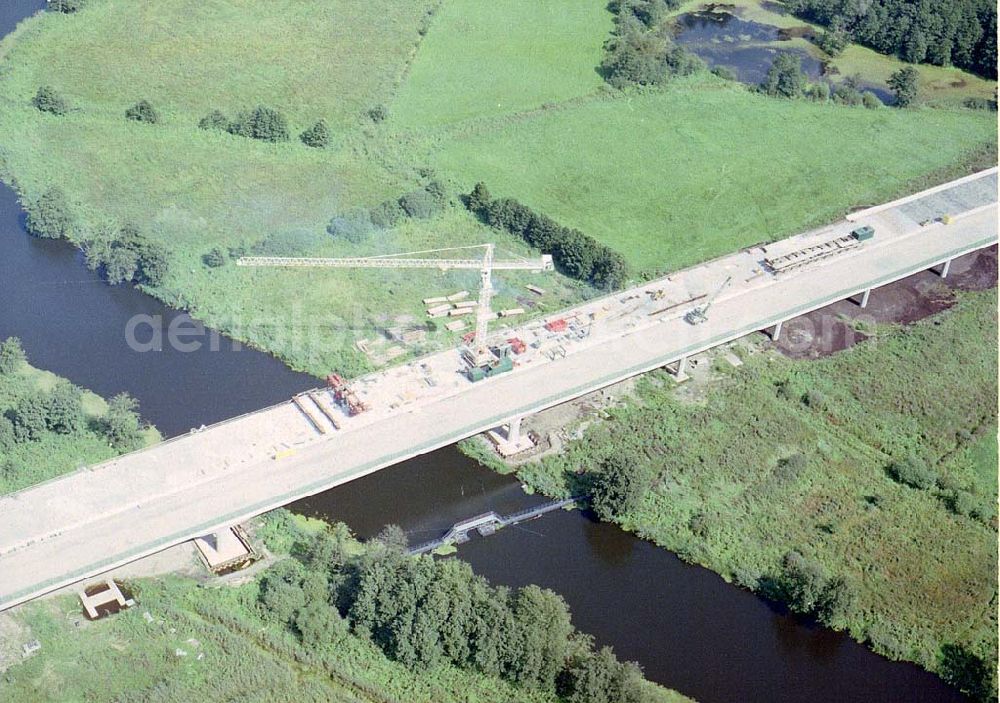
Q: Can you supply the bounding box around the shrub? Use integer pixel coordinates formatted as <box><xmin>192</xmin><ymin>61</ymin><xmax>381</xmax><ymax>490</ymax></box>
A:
<box><xmin>228</xmin><ymin>106</ymin><xmax>289</xmax><ymax>142</ymax></box>
<box><xmin>48</xmin><ymin>0</ymin><xmax>87</xmax><ymax>12</ymax></box>
<box><xmin>125</xmin><ymin>99</ymin><xmax>159</xmax><ymax>124</ymax></box>
<box><xmin>202</xmin><ymin>248</ymin><xmax>227</xmax><ymax>268</ymax></box>
<box><xmin>832</xmin><ymin>79</ymin><xmax>863</xmax><ymax>106</ymax></box>
<box><xmin>559</xmin><ymin>647</ymin><xmax>646</xmax><ymax>703</ymax></box>
<box><xmin>369</xmin><ymin>200</ymin><xmax>405</xmax><ymax>229</ymax></box>
<box><xmin>45</xmin><ymin>381</ymin><xmax>84</xmax><ymax>434</ymax></box>
<box><xmin>8</xmin><ymin>394</ymin><xmax>48</xmax><ymax>442</ymax></box>
<box><xmin>102</xmin><ymin>392</ymin><xmax>143</xmax><ymax>450</ymax></box>
<box><xmin>253</xmin><ymin>228</ymin><xmax>322</xmax><ymax>256</ymax></box>
<box><xmin>327</xmin><ymin>208</ymin><xmax>374</xmax><ymax>244</ymax></box>
<box><xmin>399</xmin><ymin>188</ymin><xmax>439</xmax><ymax>219</ymax></box>
<box><xmin>862</xmin><ymin>91</ymin><xmax>882</xmax><ymax>109</ymax></box>
<box><xmin>711</xmin><ymin>65</ymin><xmax>737</xmax><ymax>81</ymax></box>
<box><xmin>814</xmin><ymin>28</ymin><xmax>849</xmax><ymax>57</ymax></box>
<box><xmin>806</xmin><ymin>82</ymin><xmax>830</xmax><ymax>102</ymax></box>
<box><xmin>0</xmin><ymin>416</ymin><xmax>15</xmax><ymax>451</ymax></box>
<box><xmin>32</xmin><ymin>86</ymin><xmax>68</xmax><ymax>115</ymax></box>
<box><xmin>198</xmin><ymin>110</ymin><xmax>230</xmax><ymax>131</ymax></box>
<box><xmin>367</xmin><ymin>104</ymin><xmax>388</xmax><ymax>123</ymax></box>
<box><xmin>467</xmin><ymin>182</ymin><xmax>491</xmax><ymax>213</ymax></box>
<box><xmin>759</xmin><ymin>53</ymin><xmax>805</xmax><ymax>98</ymax></box>
<box><xmin>0</xmin><ymin>337</ymin><xmax>26</xmax><ymax>375</ymax></box>
<box><xmin>887</xmin><ymin>456</ymin><xmax>938</xmax><ymax>489</ymax></box>
<box><xmin>25</xmin><ymin>187</ymin><xmax>75</xmax><ymax>239</ymax></box>
<box><xmin>300</xmin><ymin>119</ymin><xmax>330</xmax><ymax>148</ymax></box>
<box><xmin>963</xmin><ymin>96</ymin><xmax>998</xmax><ymax>111</ymax></box>
<box><xmin>888</xmin><ymin>66</ymin><xmax>919</xmax><ymax>107</ymax></box>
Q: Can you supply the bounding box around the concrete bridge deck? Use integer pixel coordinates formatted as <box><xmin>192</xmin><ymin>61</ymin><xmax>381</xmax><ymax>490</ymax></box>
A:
<box><xmin>0</xmin><ymin>169</ymin><xmax>996</xmax><ymax>610</ymax></box>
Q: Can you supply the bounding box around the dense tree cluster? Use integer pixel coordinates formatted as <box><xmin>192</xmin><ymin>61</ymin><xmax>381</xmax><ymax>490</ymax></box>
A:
<box><xmin>83</xmin><ymin>223</ymin><xmax>170</xmax><ymax>287</ymax></box>
<box><xmin>125</xmin><ymin>99</ymin><xmax>160</xmax><ymax>124</ymax></box>
<box><xmin>759</xmin><ymin>53</ymin><xmax>807</xmax><ymax>98</ymax></box>
<box><xmin>601</xmin><ymin>0</ymin><xmax>700</xmax><ymax>88</ymax></box>
<box><xmin>25</xmin><ymin>186</ymin><xmax>76</xmax><ymax>239</ymax></box>
<box><xmin>465</xmin><ymin>183</ymin><xmax>628</xmax><ymax>289</ymax></box>
<box><xmin>786</xmin><ymin>0</ymin><xmax>997</xmax><ymax>78</ymax></box>
<box><xmin>588</xmin><ymin>454</ymin><xmax>651</xmax><ymax>520</ymax></box>
<box><xmin>32</xmin><ymin>86</ymin><xmax>68</xmax><ymax>115</ymax></box>
<box><xmin>199</xmin><ymin>106</ymin><xmax>291</xmax><ymax>142</ymax></box>
<box><xmin>775</xmin><ymin>551</ymin><xmax>854</xmax><ymax>624</ymax></box>
<box><xmin>257</xmin><ymin>524</ymin><xmax>652</xmax><ymax>703</ymax></box>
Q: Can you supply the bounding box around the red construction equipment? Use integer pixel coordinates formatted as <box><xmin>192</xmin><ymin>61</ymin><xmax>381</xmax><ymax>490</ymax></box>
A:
<box><xmin>506</xmin><ymin>337</ymin><xmax>526</xmax><ymax>354</ymax></box>
<box><xmin>325</xmin><ymin>373</ymin><xmax>369</xmax><ymax>416</ymax></box>
<box><xmin>544</xmin><ymin>318</ymin><xmax>567</xmax><ymax>333</ymax></box>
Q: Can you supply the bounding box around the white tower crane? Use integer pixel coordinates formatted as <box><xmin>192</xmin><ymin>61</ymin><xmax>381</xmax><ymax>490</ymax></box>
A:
<box><xmin>237</xmin><ymin>244</ymin><xmax>553</xmax><ymax>368</ymax></box>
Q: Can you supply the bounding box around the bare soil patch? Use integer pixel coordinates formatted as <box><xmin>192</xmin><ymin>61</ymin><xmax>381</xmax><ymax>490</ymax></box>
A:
<box><xmin>773</xmin><ymin>246</ymin><xmax>996</xmax><ymax>359</ymax></box>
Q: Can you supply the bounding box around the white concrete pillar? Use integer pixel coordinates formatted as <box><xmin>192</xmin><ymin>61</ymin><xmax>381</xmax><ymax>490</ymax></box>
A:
<box><xmin>676</xmin><ymin>356</ymin><xmax>688</xmax><ymax>376</ymax></box>
<box><xmin>507</xmin><ymin>416</ymin><xmax>522</xmax><ymax>445</ymax></box>
<box><xmin>860</xmin><ymin>288</ymin><xmax>871</xmax><ymax>309</ymax></box>
<box><xmin>771</xmin><ymin>320</ymin><xmax>783</xmax><ymax>341</ymax></box>
<box><xmin>940</xmin><ymin>259</ymin><xmax>951</xmax><ymax>279</ymax></box>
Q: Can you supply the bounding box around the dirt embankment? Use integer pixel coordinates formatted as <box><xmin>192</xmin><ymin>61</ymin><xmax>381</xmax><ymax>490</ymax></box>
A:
<box><xmin>773</xmin><ymin>246</ymin><xmax>997</xmax><ymax>359</ymax></box>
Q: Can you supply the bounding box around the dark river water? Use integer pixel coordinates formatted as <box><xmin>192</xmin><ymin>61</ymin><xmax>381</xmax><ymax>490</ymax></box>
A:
<box><xmin>0</xmin><ymin>2</ymin><xmax>965</xmax><ymax>701</ymax></box>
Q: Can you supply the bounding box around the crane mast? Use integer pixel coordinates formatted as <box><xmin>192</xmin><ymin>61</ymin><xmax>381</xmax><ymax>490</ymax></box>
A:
<box><xmin>237</xmin><ymin>244</ymin><xmax>552</xmax><ymax>370</ymax></box>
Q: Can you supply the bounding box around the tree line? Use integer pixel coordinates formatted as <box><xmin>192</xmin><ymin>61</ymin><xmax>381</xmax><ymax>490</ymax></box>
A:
<box><xmin>256</xmin><ymin>520</ymin><xmax>654</xmax><ymax>703</ymax></box>
<box><xmin>465</xmin><ymin>183</ymin><xmax>628</xmax><ymax>289</ymax></box>
<box><xmin>758</xmin><ymin>53</ymin><xmax>923</xmax><ymax>108</ymax></box>
<box><xmin>786</xmin><ymin>0</ymin><xmax>997</xmax><ymax>79</ymax></box>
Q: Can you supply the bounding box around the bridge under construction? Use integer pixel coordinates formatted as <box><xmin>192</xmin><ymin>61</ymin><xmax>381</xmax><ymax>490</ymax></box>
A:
<box><xmin>0</xmin><ymin>168</ymin><xmax>996</xmax><ymax>612</ymax></box>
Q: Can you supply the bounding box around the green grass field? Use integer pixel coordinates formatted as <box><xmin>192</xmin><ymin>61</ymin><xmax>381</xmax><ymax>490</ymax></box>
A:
<box><xmin>0</xmin><ymin>357</ymin><xmax>159</xmax><ymax>494</ymax></box>
<box><xmin>512</xmin><ymin>290</ymin><xmax>998</xmax><ymax>690</ymax></box>
<box><xmin>431</xmin><ymin>77</ymin><xmax>996</xmax><ymax>271</ymax></box>
<box><xmin>391</xmin><ymin>0</ymin><xmax>611</xmax><ymax>128</ymax></box>
<box><xmin>0</xmin><ymin>0</ymin><xmax>994</xmax><ymax>377</ymax></box>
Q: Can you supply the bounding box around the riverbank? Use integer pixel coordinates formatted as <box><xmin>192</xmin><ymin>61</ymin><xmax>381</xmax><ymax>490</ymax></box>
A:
<box><xmin>476</xmin><ymin>281</ymin><xmax>997</xmax><ymax>699</ymax></box>
<box><xmin>0</xmin><ymin>0</ymin><xmax>995</xmax><ymax>376</ymax></box>
<box><xmin>0</xmin><ymin>339</ymin><xmax>159</xmax><ymax>493</ymax></box>
<box><xmin>0</xmin><ymin>513</ymin><xmax>690</xmax><ymax>703</ymax></box>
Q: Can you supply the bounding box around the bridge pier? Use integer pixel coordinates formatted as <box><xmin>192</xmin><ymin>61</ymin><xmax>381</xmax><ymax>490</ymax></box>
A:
<box><xmin>488</xmin><ymin>416</ymin><xmax>535</xmax><ymax>457</ymax></box>
<box><xmin>670</xmin><ymin>355</ymin><xmax>690</xmax><ymax>383</ymax></box>
<box><xmin>938</xmin><ymin>258</ymin><xmax>952</xmax><ymax>279</ymax></box>
<box><xmin>858</xmin><ymin>288</ymin><xmax>871</xmax><ymax>309</ymax></box>
<box><xmin>770</xmin><ymin>320</ymin><xmax>783</xmax><ymax>341</ymax></box>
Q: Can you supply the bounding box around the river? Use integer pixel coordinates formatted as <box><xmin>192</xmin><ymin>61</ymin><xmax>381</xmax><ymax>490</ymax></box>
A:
<box><xmin>0</xmin><ymin>3</ymin><xmax>967</xmax><ymax>701</ymax></box>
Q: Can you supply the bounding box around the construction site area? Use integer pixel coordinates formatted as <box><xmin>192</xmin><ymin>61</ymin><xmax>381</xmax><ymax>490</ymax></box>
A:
<box><xmin>0</xmin><ymin>167</ymin><xmax>995</xmax><ymax>613</ymax></box>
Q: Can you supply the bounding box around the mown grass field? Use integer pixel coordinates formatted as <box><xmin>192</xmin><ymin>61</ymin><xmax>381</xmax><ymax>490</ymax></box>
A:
<box><xmin>0</xmin><ymin>359</ymin><xmax>159</xmax><ymax>494</ymax></box>
<box><xmin>431</xmin><ymin>77</ymin><xmax>997</xmax><ymax>272</ymax></box>
<box><xmin>0</xmin><ymin>0</ymin><xmax>994</xmax><ymax>378</ymax></box>
<box><xmin>513</xmin><ymin>290</ymin><xmax>998</xmax><ymax>688</ymax></box>
<box><xmin>391</xmin><ymin>0</ymin><xmax>611</xmax><ymax>128</ymax></box>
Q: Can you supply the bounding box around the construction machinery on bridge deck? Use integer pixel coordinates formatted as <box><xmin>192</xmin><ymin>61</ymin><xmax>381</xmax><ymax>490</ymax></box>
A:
<box><xmin>238</xmin><ymin>244</ymin><xmax>553</xmax><ymax>383</ymax></box>
<box><xmin>764</xmin><ymin>226</ymin><xmax>874</xmax><ymax>274</ymax></box>
<box><xmin>685</xmin><ymin>275</ymin><xmax>732</xmax><ymax>325</ymax></box>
